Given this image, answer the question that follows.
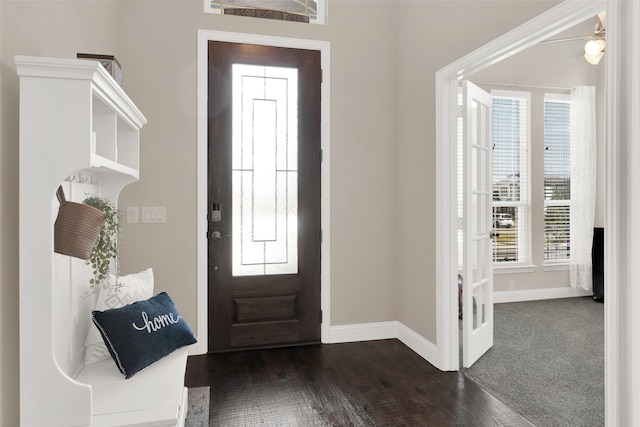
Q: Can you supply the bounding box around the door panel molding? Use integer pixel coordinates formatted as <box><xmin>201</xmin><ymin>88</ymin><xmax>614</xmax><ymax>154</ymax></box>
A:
<box><xmin>196</xmin><ymin>30</ymin><xmax>330</xmax><ymax>354</ymax></box>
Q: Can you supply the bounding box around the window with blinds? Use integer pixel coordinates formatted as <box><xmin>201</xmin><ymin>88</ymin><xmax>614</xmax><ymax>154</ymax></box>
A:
<box><xmin>205</xmin><ymin>0</ymin><xmax>324</xmax><ymax>23</ymax></box>
<box><xmin>491</xmin><ymin>91</ymin><xmax>531</xmax><ymax>264</ymax></box>
<box><xmin>543</xmin><ymin>94</ymin><xmax>571</xmax><ymax>263</ymax></box>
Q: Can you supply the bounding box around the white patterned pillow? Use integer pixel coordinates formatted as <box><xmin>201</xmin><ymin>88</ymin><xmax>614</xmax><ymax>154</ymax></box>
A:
<box><xmin>84</xmin><ymin>268</ymin><xmax>154</xmax><ymax>365</ymax></box>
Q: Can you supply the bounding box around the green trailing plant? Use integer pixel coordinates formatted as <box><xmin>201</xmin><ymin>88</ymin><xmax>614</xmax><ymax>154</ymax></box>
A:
<box><xmin>83</xmin><ymin>195</ymin><xmax>120</xmax><ymax>288</ymax></box>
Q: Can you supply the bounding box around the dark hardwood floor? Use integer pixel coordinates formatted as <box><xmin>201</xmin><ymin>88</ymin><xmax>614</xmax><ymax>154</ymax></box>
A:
<box><xmin>185</xmin><ymin>339</ymin><xmax>532</xmax><ymax>426</ymax></box>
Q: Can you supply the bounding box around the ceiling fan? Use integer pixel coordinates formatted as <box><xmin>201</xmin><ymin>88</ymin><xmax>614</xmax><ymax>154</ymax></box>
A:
<box><xmin>539</xmin><ymin>11</ymin><xmax>606</xmax><ymax>65</ymax></box>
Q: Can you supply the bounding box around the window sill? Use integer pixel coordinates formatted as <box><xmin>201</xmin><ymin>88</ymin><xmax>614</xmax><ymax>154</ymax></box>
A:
<box><xmin>493</xmin><ymin>264</ymin><xmax>538</xmax><ymax>274</ymax></box>
<box><xmin>543</xmin><ymin>263</ymin><xmax>569</xmax><ymax>272</ymax></box>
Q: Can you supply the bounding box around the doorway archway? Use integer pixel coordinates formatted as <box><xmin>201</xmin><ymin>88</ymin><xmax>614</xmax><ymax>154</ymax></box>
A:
<box><xmin>434</xmin><ymin>0</ymin><xmax>611</xmax><ymax>415</ymax></box>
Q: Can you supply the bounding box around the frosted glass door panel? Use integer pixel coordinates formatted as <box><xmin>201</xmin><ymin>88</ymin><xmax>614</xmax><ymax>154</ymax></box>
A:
<box><xmin>232</xmin><ymin>64</ymin><xmax>298</xmax><ymax>276</ymax></box>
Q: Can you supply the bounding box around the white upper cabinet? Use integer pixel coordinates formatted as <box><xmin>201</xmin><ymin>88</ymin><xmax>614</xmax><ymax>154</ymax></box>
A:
<box><xmin>16</xmin><ymin>55</ymin><xmax>146</xmax><ymax>183</ymax></box>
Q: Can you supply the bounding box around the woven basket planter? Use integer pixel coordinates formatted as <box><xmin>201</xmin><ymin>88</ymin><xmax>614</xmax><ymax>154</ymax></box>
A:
<box><xmin>54</xmin><ymin>186</ymin><xmax>105</xmax><ymax>260</ymax></box>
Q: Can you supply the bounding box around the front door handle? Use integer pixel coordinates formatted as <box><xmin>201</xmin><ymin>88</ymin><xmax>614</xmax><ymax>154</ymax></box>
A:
<box><xmin>210</xmin><ymin>231</ymin><xmax>231</xmax><ymax>240</ymax></box>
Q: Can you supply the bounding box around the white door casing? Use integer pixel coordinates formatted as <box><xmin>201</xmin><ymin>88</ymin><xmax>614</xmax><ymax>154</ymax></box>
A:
<box><xmin>435</xmin><ymin>0</ymin><xmax>640</xmax><ymax>425</ymax></box>
<box><xmin>462</xmin><ymin>80</ymin><xmax>494</xmax><ymax>368</ymax></box>
<box><xmin>436</xmin><ymin>0</ymin><xmax>606</xmax><ymax>372</ymax></box>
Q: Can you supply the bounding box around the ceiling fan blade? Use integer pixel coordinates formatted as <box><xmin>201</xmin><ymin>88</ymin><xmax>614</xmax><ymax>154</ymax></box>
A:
<box><xmin>566</xmin><ymin>50</ymin><xmax>585</xmax><ymax>61</ymax></box>
<box><xmin>539</xmin><ymin>35</ymin><xmax>589</xmax><ymax>45</ymax></box>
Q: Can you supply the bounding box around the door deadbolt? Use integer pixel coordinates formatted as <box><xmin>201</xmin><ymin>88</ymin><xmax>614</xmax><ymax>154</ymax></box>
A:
<box><xmin>211</xmin><ymin>203</ymin><xmax>222</xmax><ymax>222</ymax></box>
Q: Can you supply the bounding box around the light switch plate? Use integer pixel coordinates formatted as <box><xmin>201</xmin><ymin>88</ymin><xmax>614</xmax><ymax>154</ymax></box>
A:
<box><xmin>141</xmin><ymin>207</ymin><xmax>166</xmax><ymax>224</ymax></box>
<box><xmin>126</xmin><ymin>206</ymin><xmax>139</xmax><ymax>223</ymax></box>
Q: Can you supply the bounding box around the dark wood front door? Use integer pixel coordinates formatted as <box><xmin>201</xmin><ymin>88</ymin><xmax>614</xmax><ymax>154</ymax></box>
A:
<box><xmin>207</xmin><ymin>41</ymin><xmax>321</xmax><ymax>352</ymax></box>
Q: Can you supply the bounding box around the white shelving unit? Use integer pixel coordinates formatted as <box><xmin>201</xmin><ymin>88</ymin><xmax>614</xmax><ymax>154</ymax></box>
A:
<box><xmin>16</xmin><ymin>56</ymin><xmax>153</xmax><ymax>426</ymax></box>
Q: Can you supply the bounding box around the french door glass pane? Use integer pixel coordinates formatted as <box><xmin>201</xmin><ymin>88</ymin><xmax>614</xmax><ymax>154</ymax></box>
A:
<box><xmin>231</xmin><ymin>64</ymin><xmax>298</xmax><ymax>276</ymax></box>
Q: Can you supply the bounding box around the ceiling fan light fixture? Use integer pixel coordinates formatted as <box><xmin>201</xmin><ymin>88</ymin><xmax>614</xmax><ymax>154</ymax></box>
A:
<box><xmin>584</xmin><ymin>39</ymin><xmax>605</xmax><ymax>65</ymax></box>
<box><xmin>584</xmin><ymin>50</ymin><xmax>604</xmax><ymax>65</ymax></box>
<box><xmin>585</xmin><ymin>39</ymin><xmax>605</xmax><ymax>56</ymax></box>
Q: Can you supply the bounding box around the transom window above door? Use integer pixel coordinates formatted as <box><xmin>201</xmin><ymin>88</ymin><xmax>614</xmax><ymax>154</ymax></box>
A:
<box><xmin>204</xmin><ymin>0</ymin><xmax>325</xmax><ymax>24</ymax></box>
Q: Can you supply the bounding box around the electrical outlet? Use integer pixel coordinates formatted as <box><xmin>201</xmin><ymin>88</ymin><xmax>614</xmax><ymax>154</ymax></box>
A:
<box><xmin>509</xmin><ymin>280</ymin><xmax>516</xmax><ymax>291</ymax></box>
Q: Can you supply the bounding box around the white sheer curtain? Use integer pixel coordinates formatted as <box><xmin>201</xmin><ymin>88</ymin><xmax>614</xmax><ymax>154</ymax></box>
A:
<box><xmin>569</xmin><ymin>86</ymin><xmax>596</xmax><ymax>291</ymax></box>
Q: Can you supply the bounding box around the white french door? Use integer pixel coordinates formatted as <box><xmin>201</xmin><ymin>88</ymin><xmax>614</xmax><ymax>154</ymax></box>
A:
<box><xmin>462</xmin><ymin>80</ymin><xmax>494</xmax><ymax>368</ymax></box>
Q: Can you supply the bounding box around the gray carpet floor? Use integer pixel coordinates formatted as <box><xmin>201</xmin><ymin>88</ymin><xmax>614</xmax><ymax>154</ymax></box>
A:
<box><xmin>463</xmin><ymin>297</ymin><xmax>604</xmax><ymax>427</ymax></box>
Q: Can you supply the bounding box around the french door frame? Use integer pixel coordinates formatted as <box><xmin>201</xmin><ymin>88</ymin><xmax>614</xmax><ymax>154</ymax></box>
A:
<box><xmin>196</xmin><ymin>30</ymin><xmax>331</xmax><ymax>355</ymax></box>
<box><xmin>435</xmin><ymin>0</ymin><xmax>631</xmax><ymax>424</ymax></box>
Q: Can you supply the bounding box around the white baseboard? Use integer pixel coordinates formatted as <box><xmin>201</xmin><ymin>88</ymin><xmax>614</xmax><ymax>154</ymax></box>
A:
<box><xmin>191</xmin><ymin>321</ymin><xmax>440</xmax><ymax>362</ymax></box>
<box><xmin>494</xmin><ymin>286</ymin><xmax>593</xmax><ymax>304</ymax></box>
<box><xmin>325</xmin><ymin>321</ymin><xmax>398</xmax><ymax>343</ymax></box>
<box><xmin>325</xmin><ymin>321</ymin><xmax>440</xmax><ymax>369</ymax></box>
<box><xmin>396</xmin><ymin>323</ymin><xmax>439</xmax><ymax>366</ymax></box>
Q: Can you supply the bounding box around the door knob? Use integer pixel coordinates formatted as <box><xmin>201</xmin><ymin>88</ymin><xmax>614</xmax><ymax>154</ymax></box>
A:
<box><xmin>210</xmin><ymin>231</ymin><xmax>230</xmax><ymax>240</ymax></box>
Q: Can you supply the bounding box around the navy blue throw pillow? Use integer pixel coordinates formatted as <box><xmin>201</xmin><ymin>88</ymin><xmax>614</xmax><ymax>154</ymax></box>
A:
<box><xmin>92</xmin><ymin>292</ymin><xmax>197</xmax><ymax>379</ymax></box>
